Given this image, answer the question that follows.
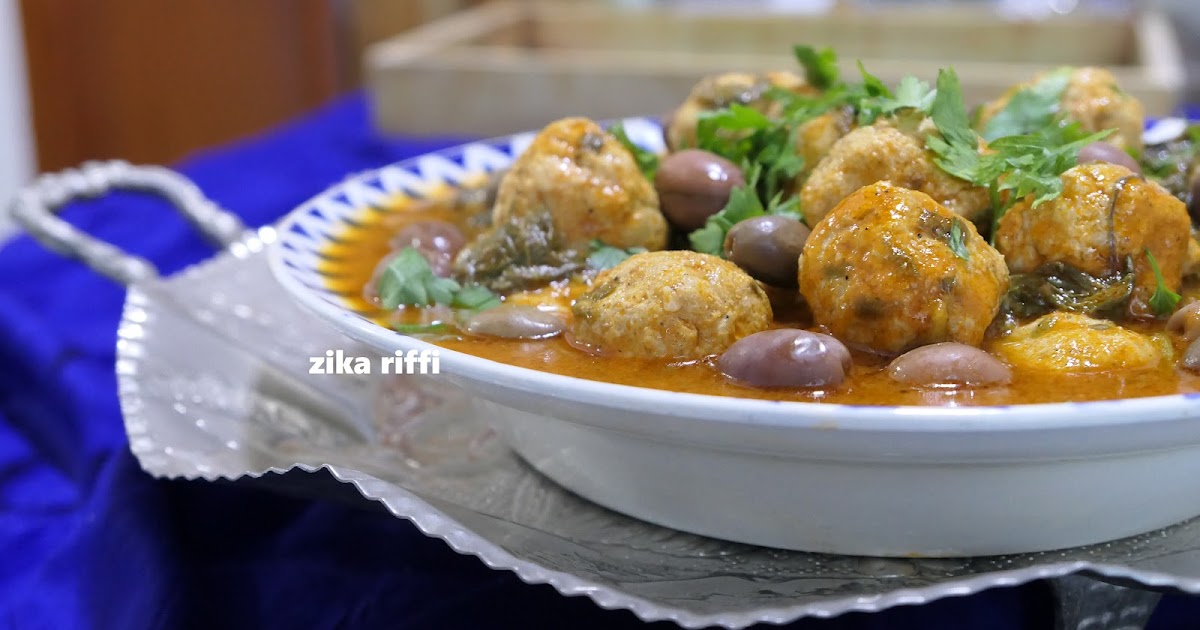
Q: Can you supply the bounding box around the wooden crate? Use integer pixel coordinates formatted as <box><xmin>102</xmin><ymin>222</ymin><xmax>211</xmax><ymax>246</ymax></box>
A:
<box><xmin>365</xmin><ymin>1</ymin><xmax>1185</xmax><ymax>136</ymax></box>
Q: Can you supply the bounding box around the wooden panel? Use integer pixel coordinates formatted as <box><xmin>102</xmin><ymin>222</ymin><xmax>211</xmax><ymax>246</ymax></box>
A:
<box><xmin>366</xmin><ymin>1</ymin><xmax>1184</xmax><ymax>136</ymax></box>
<box><xmin>19</xmin><ymin>0</ymin><xmax>342</xmax><ymax>171</ymax></box>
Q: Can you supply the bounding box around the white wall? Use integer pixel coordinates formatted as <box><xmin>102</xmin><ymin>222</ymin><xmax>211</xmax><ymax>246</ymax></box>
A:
<box><xmin>0</xmin><ymin>1</ymin><xmax>35</xmax><ymax>243</ymax></box>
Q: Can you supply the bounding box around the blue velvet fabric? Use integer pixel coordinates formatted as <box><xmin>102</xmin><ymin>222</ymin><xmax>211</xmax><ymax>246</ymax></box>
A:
<box><xmin>0</xmin><ymin>93</ymin><xmax>1194</xmax><ymax>629</ymax></box>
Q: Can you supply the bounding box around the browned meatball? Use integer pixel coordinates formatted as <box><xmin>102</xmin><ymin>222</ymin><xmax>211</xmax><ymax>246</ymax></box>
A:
<box><xmin>989</xmin><ymin>312</ymin><xmax>1163</xmax><ymax>372</ymax></box>
<box><xmin>799</xmin><ymin>182</ymin><xmax>1010</xmax><ymax>354</ymax></box>
<box><xmin>995</xmin><ymin>163</ymin><xmax>1190</xmax><ymax>319</ymax></box>
<box><xmin>492</xmin><ymin>117</ymin><xmax>667</xmax><ymax>251</ymax></box>
<box><xmin>572</xmin><ymin>251</ymin><xmax>772</xmax><ymax>359</ymax></box>
<box><xmin>977</xmin><ymin>67</ymin><xmax>1145</xmax><ymax>152</ymax></box>
<box><xmin>793</xmin><ymin>107</ymin><xmax>855</xmax><ymax>182</ymax></box>
<box><xmin>799</xmin><ymin>118</ymin><xmax>991</xmax><ymax>228</ymax></box>
<box><xmin>666</xmin><ymin>71</ymin><xmax>813</xmax><ymax>150</ymax></box>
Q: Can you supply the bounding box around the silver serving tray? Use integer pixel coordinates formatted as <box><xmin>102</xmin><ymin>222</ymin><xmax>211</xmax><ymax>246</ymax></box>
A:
<box><xmin>11</xmin><ymin>160</ymin><xmax>1200</xmax><ymax>629</ymax></box>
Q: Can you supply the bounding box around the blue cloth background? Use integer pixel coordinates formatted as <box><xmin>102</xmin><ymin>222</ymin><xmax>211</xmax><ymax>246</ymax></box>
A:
<box><xmin>0</xmin><ymin>93</ymin><xmax>1197</xmax><ymax>629</ymax></box>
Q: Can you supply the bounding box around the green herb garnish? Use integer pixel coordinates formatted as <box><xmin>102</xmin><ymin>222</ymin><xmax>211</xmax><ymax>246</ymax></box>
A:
<box><xmin>793</xmin><ymin>45</ymin><xmax>839</xmax><ymax>90</ymax></box>
<box><xmin>377</xmin><ymin>247</ymin><xmax>461</xmax><ymax>309</ymax></box>
<box><xmin>452</xmin><ymin>283</ymin><xmax>503</xmax><ymax>311</ymax></box>
<box><xmin>689</xmin><ymin>165</ymin><xmax>802</xmax><ymax>256</ymax></box>
<box><xmin>980</xmin><ymin>67</ymin><xmax>1072</xmax><ymax>141</ymax></box>
<box><xmin>609</xmin><ymin>122</ymin><xmax>659</xmax><ymax>179</ymax></box>
<box><xmin>586</xmin><ymin>240</ymin><xmax>648</xmax><ymax>271</ymax></box>
<box><xmin>1146</xmin><ymin>248</ymin><xmax>1182</xmax><ymax>316</ymax></box>
<box><xmin>925</xmin><ymin>67</ymin><xmax>1111</xmax><ymax>242</ymax></box>
<box><xmin>948</xmin><ymin>220</ymin><xmax>969</xmax><ymax>261</ymax></box>
<box><xmin>378</xmin><ymin>247</ymin><xmax>502</xmax><ymax>313</ymax></box>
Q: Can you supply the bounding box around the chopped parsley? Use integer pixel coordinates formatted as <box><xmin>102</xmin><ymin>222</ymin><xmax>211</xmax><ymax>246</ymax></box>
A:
<box><xmin>1145</xmin><ymin>248</ymin><xmax>1182</xmax><ymax>316</ymax></box>
<box><xmin>689</xmin><ymin>165</ymin><xmax>802</xmax><ymax>255</ymax></box>
<box><xmin>586</xmin><ymin>240</ymin><xmax>647</xmax><ymax>271</ymax></box>
<box><xmin>377</xmin><ymin>246</ymin><xmax>501</xmax><ymax>312</ymax></box>
<box><xmin>793</xmin><ymin>45</ymin><xmax>839</xmax><ymax>90</ymax></box>
<box><xmin>948</xmin><ymin>220</ymin><xmax>970</xmax><ymax>261</ymax></box>
<box><xmin>452</xmin><ymin>283</ymin><xmax>503</xmax><ymax>311</ymax></box>
<box><xmin>609</xmin><ymin>122</ymin><xmax>659</xmax><ymax>179</ymax></box>
<box><xmin>925</xmin><ymin>67</ymin><xmax>1111</xmax><ymax>242</ymax></box>
<box><xmin>980</xmin><ymin>67</ymin><xmax>1072</xmax><ymax>140</ymax></box>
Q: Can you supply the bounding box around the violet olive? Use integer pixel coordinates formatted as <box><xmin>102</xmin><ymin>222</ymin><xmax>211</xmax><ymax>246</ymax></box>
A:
<box><xmin>1184</xmin><ymin>337</ymin><xmax>1200</xmax><ymax>372</ymax></box>
<box><xmin>1077</xmin><ymin>142</ymin><xmax>1141</xmax><ymax>174</ymax></box>
<box><xmin>463</xmin><ymin>305</ymin><xmax>566</xmax><ymax>340</ymax></box>
<box><xmin>655</xmin><ymin>149</ymin><xmax>745</xmax><ymax>231</ymax></box>
<box><xmin>1189</xmin><ymin>172</ymin><xmax>1200</xmax><ymax>224</ymax></box>
<box><xmin>391</xmin><ymin>220</ymin><xmax>466</xmax><ymax>277</ymax></box>
<box><xmin>718</xmin><ymin>329</ymin><xmax>851</xmax><ymax>388</ymax></box>
<box><xmin>723</xmin><ymin>215</ymin><xmax>811</xmax><ymax>287</ymax></box>
<box><xmin>1167</xmin><ymin>301</ymin><xmax>1200</xmax><ymax>342</ymax></box>
<box><xmin>887</xmin><ymin>343</ymin><xmax>1012</xmax><ymax>387</ymax></box>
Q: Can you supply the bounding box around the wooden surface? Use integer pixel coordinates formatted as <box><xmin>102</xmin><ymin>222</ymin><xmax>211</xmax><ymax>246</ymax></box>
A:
<box><xmin>19</xmin><ymin>0</ymin><xmax>343</xmax><ymax>172</ymax></box>
<box><xmin>366</xmin><ymin>1</ymin><xmax>1185</xmax><ymax>136</ymax></box>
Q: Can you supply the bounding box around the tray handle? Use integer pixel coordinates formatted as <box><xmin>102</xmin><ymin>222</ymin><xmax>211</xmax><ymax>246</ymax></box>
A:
<box><xmin>8</xmin><ymin>160</ymin><xmax>247</xmax><ymax>285</ymax></box>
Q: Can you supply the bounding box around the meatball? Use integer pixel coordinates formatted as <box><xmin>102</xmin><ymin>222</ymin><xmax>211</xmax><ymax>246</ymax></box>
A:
<box><xmin>492</xmin><ymin>117</ymin><xmax>667</xmax><ymax>251</ymax></box>
<box><xmin>977</xmin><ymin>67</ymin><xmax>1145</xmax><ymax>152</ymax></box>
<box><xmin>990</xmin><ymin>312</ymin><xmax>1162</xmax><ymax>371</ymax></box>
<box><xmin>666</xmin><ymin>71</ymin><xmax>812</xmax><ymax>151</ymax></box>
<box><xmin>995</xmin><ymin>163</ymin><xmax>1190</xmax><ymax>319</ymax></box>
<box><xmin>799</xmin><ymin>119</ymin><xmax>991</xmax><ymax>228</ymax></box>
<box><xmin>571</xmin><ymin>250</ymin><xmax>771</xmax><ymax>359</ymax></box>
<box><xmin>799</xmin><ymin>182</ymin><xmax>1009</xmax><ymax>354</ymax></box>
<box><xmin>793</xmin><ymin>107</ymin><xmax>855</xmax><ymax>182</ymax></box>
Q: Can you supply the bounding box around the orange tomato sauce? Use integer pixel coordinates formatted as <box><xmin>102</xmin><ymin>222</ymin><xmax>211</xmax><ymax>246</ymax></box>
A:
<box><xmin>319</xmin><ymin>192</ymin><xmax>1200</xmax><ymax>406</ymax></box>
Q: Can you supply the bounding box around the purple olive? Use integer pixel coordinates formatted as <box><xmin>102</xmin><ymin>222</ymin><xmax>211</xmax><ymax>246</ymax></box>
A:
<box><xmin>724</xmin><ymin>215</ymin><xmax>810</xmax><ymax>287</ymax></box>
<box><xmin>1189</xmin><ymin>173</ymin><xmax>1200</xmax><ymax>224</ymax></box>
<box><xmin>1077</xmin><ymin>142</ymin><xmax>1141</xmax><ymax>174</ymax></box>
<box><xmin>718</xmin><ymin>329</ymin><xmax>851</xmax><ymax>388</ymax></box>
<box><xmin>887</xmin><ymin>343</ymin><xmax>1012</xmax><ymax>387</ymax></box>
<box><xmin>1168</xmin><ymin>301</ymin><xmax>1200</xmax><ymax>341</ymax></box>
<box><xmin>1184</xmin><ymin>337</ymin><xmax>1200</xmax><ymax>372</ymax></box>
<box><xmin>655</xmin><ymin>149</ymin><xmax>745</xmax><ymax>231</ymax></box>
<box><xmin>463</xmin><ymin>305</ymin><xmax>565</xmax><ymax>340</ymax></box>
<box><xmin>391</xmin><ymin>221</ymin><xmax>466</xmax><ymax>277</ymax></box>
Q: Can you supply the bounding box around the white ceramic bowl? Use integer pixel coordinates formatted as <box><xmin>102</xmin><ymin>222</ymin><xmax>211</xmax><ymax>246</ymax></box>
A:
<box><xmin>268</xmin><ymin>118</ymin><xmax>1200</xmax><ymax>557</ymax></box>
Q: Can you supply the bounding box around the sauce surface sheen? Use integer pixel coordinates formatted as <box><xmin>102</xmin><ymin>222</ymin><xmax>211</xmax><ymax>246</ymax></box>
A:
<box><xmin>320</xmin><ymin>191</ymin><xmax>1200</xmax><ymax>407</ymax></box>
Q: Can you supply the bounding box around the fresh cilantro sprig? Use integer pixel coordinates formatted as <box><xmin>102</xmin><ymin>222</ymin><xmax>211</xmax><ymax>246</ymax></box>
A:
<box><xmin>793</xmin><ymin>45</ymin><xmax>839</xmax><ymax>90</ymax></box>
<box><xmin>609</xmin><ymin>122</ymin><xmax>659</xmax><ymax>179</ymax></box>
<box><xmin>925</xmin><ymin>67</ymin><xmax>1112</xmax><ymax>242</ymax></box>
<box><xmin>855</xmin><ymin>72</ymin><xmax>936</xmax><ymax>125</ymax></box>
<box><xmin>1145</xmin><ymin>248</ymin><xmax>1182</xmax><ymax>316</ymax></box>
<box><xmin>981</xmin><ymin>67</ymin><xmax>1072</xmax><ymax>141</ymax></box>
<box><xmin>586</xmin><ymin>240</ymin><xmax>647</xmax><ymax>271</ymax></box>
<box><xmin>688</xmin><ymin>165</ymin><xmax>802</xmax><ymax>255</ymax></box>
<box><xmin>694</xmin><ymin>104</ymin><xmax>806</xmax><ymax>224</ymax></box>
<box><xmin>377</xmin><ymin>247</ymin><xmax>502</xmax><ymax>313</ymax></box>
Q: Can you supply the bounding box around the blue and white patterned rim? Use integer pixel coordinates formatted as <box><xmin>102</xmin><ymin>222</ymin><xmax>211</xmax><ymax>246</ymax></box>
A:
<box><xmin>268</xmin><ymin>117</ymin><xmax>1200</xmax><ymax>435</ymax></box>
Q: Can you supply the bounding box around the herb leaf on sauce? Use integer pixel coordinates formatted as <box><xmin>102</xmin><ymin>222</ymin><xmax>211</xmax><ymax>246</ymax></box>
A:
<box><xmin>378</xmin><ymin>247</ymin><xmax>504</xmax><ymax>315</ymax></box>
<box><xmin>1146</xmin><ymin>248</ymin><xmax>1182</xmax><ymax>316</ymax></box>
<box><xmin>609</xmin><ymin>122</ymin><xmax>659</xmax><ymax>179</ymax></box>
<box><xmin>452</xmin><ymin>284</ymin><xmax>503</xmax><ymax>311</ymax></box>
<box><xmin>586</xmin><ymin>240</ymin><xmax>648</xmax><ymax>271</ymax></box>
<box><xmin>377</xmin><ymin>247</ymin><xmax>462</xmax><ymax>310</ymax></box>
